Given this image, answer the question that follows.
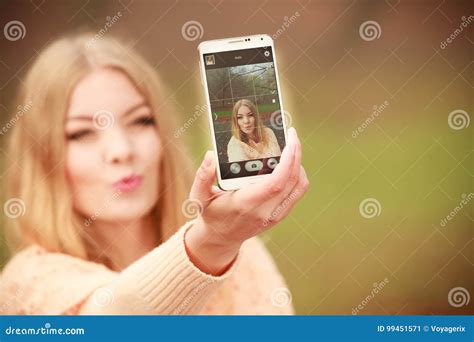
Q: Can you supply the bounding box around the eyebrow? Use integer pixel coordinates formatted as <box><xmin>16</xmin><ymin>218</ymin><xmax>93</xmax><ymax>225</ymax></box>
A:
<box><xmin>67</xmin><ymin>101</ymin><xmax>149</xmax><ymax>122</ymax></box>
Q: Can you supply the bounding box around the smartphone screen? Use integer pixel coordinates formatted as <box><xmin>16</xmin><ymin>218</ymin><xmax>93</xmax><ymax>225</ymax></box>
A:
<box><xmin>202</xmin><ymin>46</ymin><xmax>286</xmax><ymax>180</ymax></box>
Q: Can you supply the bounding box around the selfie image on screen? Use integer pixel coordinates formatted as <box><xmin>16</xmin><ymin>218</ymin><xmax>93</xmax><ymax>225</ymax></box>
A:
<box><xmin>204</xmin><ymin>47</ymin><xmax>286</xmax><ymax>180</ymax></box>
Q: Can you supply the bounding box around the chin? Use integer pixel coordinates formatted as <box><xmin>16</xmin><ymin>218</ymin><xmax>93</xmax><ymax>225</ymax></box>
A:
<box><xmin>102</xmin><ymin>209</ymin><xmax>152</xmax><ymax>223</ymax></box>
<box><xmin>106</xmin><ymin>198</ymin><xmax>156</xmax><ymax>221</ymax></box>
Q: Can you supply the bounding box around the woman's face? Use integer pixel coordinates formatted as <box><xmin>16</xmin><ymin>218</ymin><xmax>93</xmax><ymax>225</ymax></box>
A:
<box><xmin>236</xmin><ymin>105</ymin><xmax>256</xmax><ymax>135</ymax></box>
<box><xmin>65</xmin><ymin>68</ymin><xmax>161</xmax><ymax>224</ymax></box>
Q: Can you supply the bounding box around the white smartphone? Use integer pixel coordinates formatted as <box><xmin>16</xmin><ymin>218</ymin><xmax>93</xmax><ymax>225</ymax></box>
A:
<box><xmin>198</xmin><ymin>34</ymin><xmax>288</xmax><ymax>191</ymax></box>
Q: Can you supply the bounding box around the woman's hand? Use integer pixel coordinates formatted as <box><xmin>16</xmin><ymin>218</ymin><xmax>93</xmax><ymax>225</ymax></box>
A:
<box><xmin>184</xmin><ymin>127</ymin><xmax>309</xmax><ymax>276</ymax></box>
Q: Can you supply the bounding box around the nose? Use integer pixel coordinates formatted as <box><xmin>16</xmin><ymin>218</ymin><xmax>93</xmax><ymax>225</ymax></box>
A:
<box><xmin>243</xmin><ymin>117</ymin><xmax>250</xmax><ymax>124</ymax></box>
<box><xmin>103</xmin><ymin>128</ymin><xmax>133</xmax><ymax>165</ymax></box>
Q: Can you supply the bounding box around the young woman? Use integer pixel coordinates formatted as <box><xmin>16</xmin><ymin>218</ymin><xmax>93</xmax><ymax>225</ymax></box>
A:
<box><xmin>227</xmin><ymin>99</ymin><xmax>282</xmax><ymax>163</ymax></box>
<box><xmin>0</xmin><ymin>33</ymin><xmax>309</xmax><ymax>315</ymax></box>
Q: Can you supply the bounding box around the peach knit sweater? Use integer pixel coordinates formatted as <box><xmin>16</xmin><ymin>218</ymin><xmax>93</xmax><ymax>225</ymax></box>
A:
<box><xmin>227</xmin><ymin>126</ymin><xmax>282</xmax><ymax>163</ymax></box>
<box><xmin>0</xmin><ymin>220</ymin><xmax>294</xmax><ymax>315</ymax></box>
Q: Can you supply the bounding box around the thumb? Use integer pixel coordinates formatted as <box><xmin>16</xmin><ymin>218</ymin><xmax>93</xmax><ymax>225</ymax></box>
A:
<box><xmin>189</xmin><ymin>150</ymin><xmax>216</xmax><ymax>206</ymax></box>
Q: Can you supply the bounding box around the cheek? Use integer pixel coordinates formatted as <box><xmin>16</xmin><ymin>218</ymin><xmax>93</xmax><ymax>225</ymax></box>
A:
<box><xmin>66</xmin><ymin>142</ymin><xmax>106</xmax><ymax>218</ymax></box>
<box><xmin>66</xmin><ymin>144</ymin><xmax>100</xmax><ymax>191</ymax></box>
<box><xmin>134</xmin><ymin>129</ymin><xmax>162</xmax><ymax>172</ymax></box>
<box><xmin>134</xmin><ymin>130</ymin><xmax>161</xmax><ymax>211</ymax></box>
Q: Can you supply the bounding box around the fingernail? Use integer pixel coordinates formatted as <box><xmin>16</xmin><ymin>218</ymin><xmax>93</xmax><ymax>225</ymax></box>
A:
<box><xmin>290</xmin><ymin>127</ymin><xmax>297</xmax><ymax>154</ymax></box>
<box><xmin>288</xmin><ymin>126</ymin><xmax>295</xmax><ymax>136</ymax></box>
<box><xmin>203</xmin><ymin>151</ymin><xmax>212</xmax><ymax>167</ymax></box>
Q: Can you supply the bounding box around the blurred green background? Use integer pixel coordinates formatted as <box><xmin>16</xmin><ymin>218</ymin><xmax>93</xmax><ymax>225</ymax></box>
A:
<box><xmin>0</xmin><ymin>0</ymin><xmax>472</xmax><ymax>314</ymax></box>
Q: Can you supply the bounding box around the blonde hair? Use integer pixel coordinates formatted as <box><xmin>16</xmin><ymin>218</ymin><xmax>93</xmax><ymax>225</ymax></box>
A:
<box><xmin>3</xmin><ymin>33</ymin><xmax>193</xmax><ymax>261</ymax></box>
<box><xmin>231</xmin><ymin>99</ymin><xmax>268</xmax><ymax>146</ymax></box>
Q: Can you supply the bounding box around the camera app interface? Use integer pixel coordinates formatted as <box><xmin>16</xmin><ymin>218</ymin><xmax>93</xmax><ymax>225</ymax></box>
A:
<box><xmin>203</xmin><ymin>47</ymin><xmax>286</xmax><ymax>180</ymax></box>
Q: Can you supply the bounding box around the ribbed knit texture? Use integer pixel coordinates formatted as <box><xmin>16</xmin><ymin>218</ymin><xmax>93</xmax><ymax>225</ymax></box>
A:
<box><xmin>0</xmin><ymin>221</ymin><xmax>294</xmax><ymax>315</ymax></box>
<box><xmin>108</xmin><ymin>221</ymin><xmax>239</xmax><ymax>314</ymax></box>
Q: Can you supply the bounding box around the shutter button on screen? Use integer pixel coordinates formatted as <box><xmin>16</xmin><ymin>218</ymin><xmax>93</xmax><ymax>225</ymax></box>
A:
<box><xmin>245</xmin><ymin>160</ymin><xmax>263</xmax><ymax>172</ymax></box>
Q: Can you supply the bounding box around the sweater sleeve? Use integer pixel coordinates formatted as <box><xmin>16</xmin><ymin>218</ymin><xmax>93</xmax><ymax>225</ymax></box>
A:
<box><xmin>0</xmin><ymin>220</ymin><xmax>241</xmax><ymax>315</ymax></box>
<box><xmin>210</xmin><ymin>236</ymin><xmax>295</xmax><ymax>315</ymax></box>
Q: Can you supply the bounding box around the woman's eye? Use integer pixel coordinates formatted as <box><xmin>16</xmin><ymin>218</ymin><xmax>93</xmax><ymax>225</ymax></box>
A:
<box><xmin>132</xmin><ymin>116</ymin><xmax>156</xmax><ymax>126</ymax></box>
<box><xmin>67</xmin><ymin>130</ymin><xmax>93</xmax><ymax>141</ymax></box>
